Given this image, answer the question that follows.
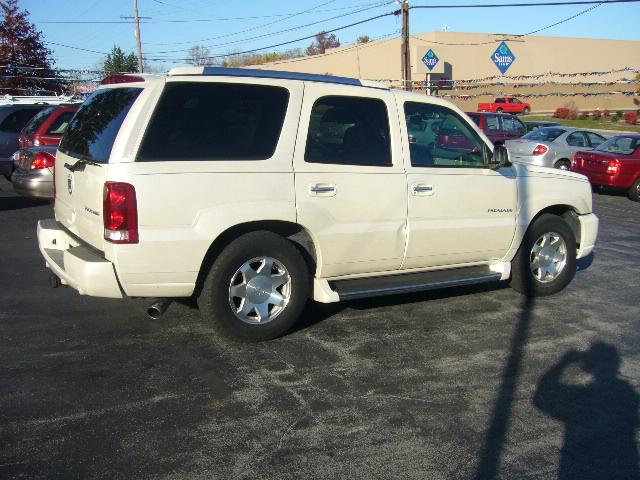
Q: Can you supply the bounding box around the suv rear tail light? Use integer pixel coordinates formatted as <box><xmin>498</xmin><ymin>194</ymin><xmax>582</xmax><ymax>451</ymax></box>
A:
<box><xmin>606</xmin><ymin>159</ymin><xmax>620</xmax><ymax>175</ymax></box>
<box><xmin>533</xmin><ymin>144</ymin><xmax>548</xmax><ymax>156</ymax></box>
<box><xmin>103</xmin><ymin>182</ymin><xmax>138</xmax><ymax>244</ymax></box>
<box><xmin>31</xmin><ymin>151</ymin><xmax>55</xmax><ymax>170</ymax></box>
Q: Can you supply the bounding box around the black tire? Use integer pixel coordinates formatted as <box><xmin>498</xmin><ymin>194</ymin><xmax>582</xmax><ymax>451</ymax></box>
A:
<box><xmin>510</xmin><ymin>214</ymin><xmax>576</xmax><ymax>297</ymax></box>
<box><xmin>628</xmin><ymin>178</ymin><xmax>640</xmax><ymax>202</ymax></box>
<box><xmin>554</xmin><ymin>159</ymin><xmax>572</xmax><ymax>171</ymax></box>
<box><xmin>198</xmin><ymin>231</ymin><xmax>309</xmax><ymax>342</ymax></box>
<box><xmin>523</xmin><ymin>107</ymin><xmax>530</xmax><ymax>115</ymax></box>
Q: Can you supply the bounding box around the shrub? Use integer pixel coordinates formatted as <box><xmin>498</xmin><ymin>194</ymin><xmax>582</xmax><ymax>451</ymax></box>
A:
<box><xmin>554</xmin><ymin>107</ymin><xmax>570</xmax><ymax>118</ymax></box>
<box><xmin>603</xmin><ymin>109</ymin><xmax>610</xmax><ymax>117</ymax></box>
<box><xmin>579</xmin><ymin>112</ymin><xmax>589</xmax><ymax>120</ymax></box>
<box><xmin>611</xmin><ymin>115</ymin><xmax>620</xmax><ymax>122</ymax></box>
<box><xmin>624</xmin><ymin>111</ymin><xmax>638</xmax><ymax>125</ymax></box>
<box><xmin>616</xmin><ymin>110</ymin><xmax>624</xmax><ymax>117</ymax></box>
<box><xmin>592</xmin><ymin>110</ymin><xmax>602</xmax><ymax>119</ymax></box>
<box><xmin>568</xmin><ymin>112</ymin><xmax>578</xmax><ymax>120</ymax></box>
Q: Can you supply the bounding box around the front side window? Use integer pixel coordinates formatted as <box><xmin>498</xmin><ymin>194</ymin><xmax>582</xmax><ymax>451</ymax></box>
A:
<box><xmin>585</xmin><ymin>131</ymin><xmax>606</xmax><ymax>148</ymax></box>
<box><xmin>495</xmin><ymin>98</ymin><xmax>505</xmax><ymax>103</ymax></box>
<box><xmin>304</xmin><ymin>95</ymin><xmax>391</xmax><ymax>166</ymax></box>
<box><xmin>404</xmin><ymin>102</ymin><xmax>487</xmax><ymax>168</ymax></box>
<box><xmin>60</xmin><ymin>87</ymin><xmax>142</xmax><ymax>163</ymax></box>
<box><xmin>566</xmin><ymin>132</ymin><xmax>587</xmax><ymax>147</ymax></box>
<box><xmin>138</xmin><ymin>82</ymin><xmax>289</xmax><ymax>162</ymax></box>
<box><xmin>46</xmin><ymin>110</ymin><xmax>76</xmax><ymax>135</ymax></box>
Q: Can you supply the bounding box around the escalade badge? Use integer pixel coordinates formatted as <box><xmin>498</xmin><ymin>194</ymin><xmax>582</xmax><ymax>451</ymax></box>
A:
<box><xmin>67</xmin><ymin>173</ymin><xmax>74</xmax><ymax>195</ymax></box>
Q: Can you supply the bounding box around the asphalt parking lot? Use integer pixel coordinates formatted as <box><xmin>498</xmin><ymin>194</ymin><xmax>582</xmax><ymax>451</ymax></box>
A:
<box><xmin>1</xmin><ymin>176</ymin><xmax>639</xmax><ymax>480</ymax></box>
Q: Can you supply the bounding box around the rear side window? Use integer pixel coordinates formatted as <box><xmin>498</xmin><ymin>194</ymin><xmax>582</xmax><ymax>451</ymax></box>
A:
<box><xmin>46</xmin><ymin>110</ymin><xmax>76</xmax><ymax>135</ymax></box>
<box><xmin>486</xmin><ymin>115</ymin><xmax>500</xmax><ymax>131</ymax></box>
<box><xmin>23</xmin><ymin>107</ymin><xmax>54</xmax><ymax>134</ymax></box>
<box><xmin>59</xmin><ymin>87</ymin><xmax>142</xmax><ymax>163</ymax></box>
<box><xmin>566</xmin><ymin>132</ymin><xmax>587</xmax><ymax>147</ymax></box>
<box><xmin>501</xmin><ymin>116</ymin><xmax>525</xmax><ymax>134</ymax></box>
<box><xmin>137</xmin><ymin>82</ymin><xmax>289</xmax><ymax>161</ymax></box>
<box><xmin>304</xmin><ymin>95</ymin><xmax>391</xmax><ymax>166</ymax></box>
<box><xmin>0</xmin><ymin>108</ymin><xmax>43</xmax><ymax>133</ymax></box>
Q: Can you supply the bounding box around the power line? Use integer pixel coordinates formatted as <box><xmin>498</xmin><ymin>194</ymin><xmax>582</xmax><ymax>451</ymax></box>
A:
<box><xmin>144</xmin><ymin>2</ymin><xmax>395</xmax><ymax>54</ymax></box>
<box><xmin>410</xmin><ymin>0</ymin><xmax>640</xmax><ymax>8</ymax></box>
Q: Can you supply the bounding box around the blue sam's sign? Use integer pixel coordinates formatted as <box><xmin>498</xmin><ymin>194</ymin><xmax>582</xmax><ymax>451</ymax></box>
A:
<box><xmin>422</xmin><ymin>49</ymin><xmax>439</xmax><ymax>71</ymax></box>
<box><xmin>491</xmin><ymin>41</ymin><xmax>516</xmax><ymax>74</ymax></box>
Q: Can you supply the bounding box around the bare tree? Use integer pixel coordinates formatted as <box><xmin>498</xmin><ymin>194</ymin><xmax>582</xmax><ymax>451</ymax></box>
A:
<box><xmin>356</xmin><ymin>35</ymin><xmax>371</xmax><ymax>44</ymax></box>
<box><xmin>305</xmin><ymin>32</ymin><xmax>340</xmax><ymax>56</ymax></box>
<box><xmin>187</xmin><ymin>45</ymin><xmax>213</xmax><ymax>66</ymax></box>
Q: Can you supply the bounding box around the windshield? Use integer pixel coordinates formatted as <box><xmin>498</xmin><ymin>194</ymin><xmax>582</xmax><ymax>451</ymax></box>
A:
<box><xmin>522</xmin><ymin>127</ymin><xmax>566</xmax><ymax>142</ymax></box>
<box><xmin>595</xmin><ymin>136</ymin><xmax>639</xmax><ymax>155</ymax></box>
<box><xmin>59</xmin><ymin>87</ymin><xmax>142</xmax><ymax>163</ymax></box>
<box><xmin>22</xmin><ymin>107</ymin><xmax>55</xmax><ymax>135</ymax></box>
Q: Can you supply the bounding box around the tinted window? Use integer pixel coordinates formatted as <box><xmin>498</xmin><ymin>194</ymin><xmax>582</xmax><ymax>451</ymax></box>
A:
<box><xmin>23</xmin><ymin>107</ymin><xmax>55</xmax><ymax>134</ymax></box>
<box><xmin>511</xmin><ymin>98</ymin><xmax>521</xmax><ymax>104</ymax></box>
<box><xmin>60</xmin><ymin>87</ymin><xmax>141</xmax><ymax>163</ymax></box>
<box><xmin>138</xmin><ymin>83</ymin><xmax>288</xmax><ymax>162</ymax></box>
<box><xmin>596</xmin><ymin>136</ymin><xmax>639</xmax><ymax>155</ymax></box>
<box><xmin>486</xmin><ymin>115</ymin><xmax>500</xmax><ymax>131</ymax></box>
<box><xmin>523</xmin><ymin>127</ymin><xmax>566</xmax><ymax>142</ymax></box>
<box><xmin>585</xmin><ymin>131</ymin><xmax>606</xmax><ymax>148</ymax></box>
<box><xmin>305</xmin><ymin>96</ymin><xmax>391</xmax><ymax>166</ymax></box>
<box><xmin>502</xmin><ymin>116</ymin><xmax>525</xmax><ymax>134</ymax></box>
<box><xmin>495</xmin><ymin>98</ymin><xmax>505</xmax><ymax>103</ymax></box>
<box><xmin>46</xmin><ymin>110</ymin><xmax>76</xmax><ymax>135</ymax></box>
<box><xmin>404</xmin><ymin>102</ymin><xmax>487</xmax><ymax>168</ymax></box>
<box><xmin>0</xmin><ymin>108</ymin><xmax>43</xmax><ymax>133</ymax></box>
<box><xmin>566</xmin><ymin>132</ymin><xmax>587</xmax><ymax>147</ymax></box>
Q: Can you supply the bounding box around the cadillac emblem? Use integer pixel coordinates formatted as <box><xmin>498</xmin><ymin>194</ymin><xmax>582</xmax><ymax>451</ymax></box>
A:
<box><xmin>67</xmin><ymin>172</ymin><xmax>74</xmax><ymax>195</ymax></box>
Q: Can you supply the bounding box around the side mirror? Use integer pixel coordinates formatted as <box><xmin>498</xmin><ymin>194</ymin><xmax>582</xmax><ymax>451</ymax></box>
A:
<box><xmin>489</xmin><ymin>144</ymin><xmax>511</xmax><ymax>168</ymax></box>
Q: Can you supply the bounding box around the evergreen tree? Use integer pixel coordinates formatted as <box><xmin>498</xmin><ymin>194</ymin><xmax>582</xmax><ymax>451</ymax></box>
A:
<box><xmin>102</xmin><ymin>46</ymin><xmax>138</xmax><ymax>73</ymax></box>
<box><xmin>0</xmin><ymin>0</ymin><xmax>63</xmax><ymax>95</ymax></box>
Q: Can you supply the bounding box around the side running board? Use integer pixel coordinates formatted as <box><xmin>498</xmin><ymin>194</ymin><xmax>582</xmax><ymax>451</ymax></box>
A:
<box><xmin>330</xmin><ymin>265</ymin><xmax>501</xmax><ymax>301</ymax></box>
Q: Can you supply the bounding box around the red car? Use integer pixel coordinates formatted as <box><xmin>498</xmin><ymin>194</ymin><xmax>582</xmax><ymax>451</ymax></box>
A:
<box><xmin>467</xmin><ymin>112</ymin><xmax>526</xmax><ymax>145</ymax></box>
<box><xmin>477</xmin><ymin>97</ymin><xmax>531</xmax><ymax>115</ymax></box>
<box><xmin>572</xmin><ymin>134</ymin><xmax>640</xmax><ymax>202</ymax></box>
<box><xmin>18</xmin><ymin>105</ymin><xmax>79</xmax><ymax>148</ymax></box>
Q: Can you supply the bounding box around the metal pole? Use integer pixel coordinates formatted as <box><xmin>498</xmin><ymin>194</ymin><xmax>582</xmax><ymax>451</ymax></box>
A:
<box><xmin>134</xmin><ymin>0</ymin><xmax>144</xmax><ymax>73</ymax></box>
<box><xmin>401</xmin><ymin>1</ymin><xmax>411</xmax><ymax>91</ymax></box>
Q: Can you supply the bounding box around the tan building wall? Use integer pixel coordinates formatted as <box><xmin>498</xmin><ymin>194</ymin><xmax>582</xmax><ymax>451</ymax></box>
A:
<box><xmin>253</xmin><ymin>32</ymin><xmax>640</xmax><ymax>112</ymax></box>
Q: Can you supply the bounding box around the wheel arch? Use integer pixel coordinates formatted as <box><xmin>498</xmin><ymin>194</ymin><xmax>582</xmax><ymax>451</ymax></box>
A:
<box><xmin>193</xmin><ymin>220</ymin><xmax>319</xmax><ymax>298</ymax></box>
<box><xmin>530</xmin><ymin>204</ymin><xmax>581</xmax><ymax>245</ymax></box>
<box><xmin>553</xmin><ymin>158</ymin><xmax>572</xmax><ymax>169</ymax></box>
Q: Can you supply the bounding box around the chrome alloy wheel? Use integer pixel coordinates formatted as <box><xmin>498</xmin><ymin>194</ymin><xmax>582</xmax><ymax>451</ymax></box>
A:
<box><xmin>228</xmin><ymin>256</ymin><xmax>292</xmax><ymax>325</ymax></box>
<box><xmin>529</xmin><ymin>232</ymin><xmax>568</xmax><ymax>283</ymax></box>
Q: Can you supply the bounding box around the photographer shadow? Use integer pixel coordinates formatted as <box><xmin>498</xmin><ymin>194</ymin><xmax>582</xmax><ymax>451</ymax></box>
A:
<box><xmin>533</xmin><ymin>342</ymin><xmax>640</xmax><ymax>480</ymax></box>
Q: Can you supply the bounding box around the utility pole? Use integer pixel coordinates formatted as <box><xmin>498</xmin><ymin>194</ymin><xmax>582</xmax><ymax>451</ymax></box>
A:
<box><xmin>121</xmin><ymin>0</ymin><xmax>150</xmax><ymax>73</ymax></box>
<box><xmin>401</xmin><ymin>0</ymin><xmax>411</xmax><ymax>91</ymax></box>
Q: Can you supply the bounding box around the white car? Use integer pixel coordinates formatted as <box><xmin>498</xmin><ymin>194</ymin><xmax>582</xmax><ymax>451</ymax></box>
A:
<box><xmin>37</xmin><ymin>68</ymin><xmax>599</xmax><ymax>341</ymax></box>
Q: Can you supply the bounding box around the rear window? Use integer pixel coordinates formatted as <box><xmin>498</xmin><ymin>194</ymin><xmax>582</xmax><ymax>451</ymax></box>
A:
<box><xmin>523</xmin><ymin>127</ymin><xmax>566</xmax><ymax>142</ymax></box>
<box><xmin>137</xmin><ymin>82</ymin><xmax>289</xmax><ymax>161</ymax></box>
<box><xmin>0</xmin><ymin>107</ymin><xmax>44</xmax><ymax>133</ymax></box>
<box><xmin>59</xmin><ymin>87</ymin><xmax>142</xmax><ymax>163</ymax></box>
<box><xmin>23</xmin><ymin>107</ymin><xmax>55</xmax><ymax>134</ymax></box>
<box><xmin>596</xmin><ymin>136</ymin><xmax>639</xmax><ymax>155</ymax></box>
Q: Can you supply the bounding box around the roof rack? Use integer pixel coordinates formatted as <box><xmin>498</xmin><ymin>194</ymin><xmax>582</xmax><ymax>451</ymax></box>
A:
<box><xmin>167</xmin><ymin>66</ymin><xmax>388</xmax><ymax>89</ymax></box>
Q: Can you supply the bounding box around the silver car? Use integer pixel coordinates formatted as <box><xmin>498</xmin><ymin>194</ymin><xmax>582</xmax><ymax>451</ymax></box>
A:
<box><xmin>10</xmin><ymin>146</ymin><xmax>57</xmax><ymax>199</ymax></box>
<box><xmin>505</xmin><ymin>127</ymin><xmax>607</xmax><ymax>170</ymax></box>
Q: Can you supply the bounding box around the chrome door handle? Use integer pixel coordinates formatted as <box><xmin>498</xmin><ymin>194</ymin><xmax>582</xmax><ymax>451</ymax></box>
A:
<box><xmin>309</xmin><ymin>184</ymin><xmax>336</xmax><ymax>196</ymax></box>
<box><xmin>411</xmin><ymin>184</ymin><xmax>434</xmax><ymax>196</ymax></box>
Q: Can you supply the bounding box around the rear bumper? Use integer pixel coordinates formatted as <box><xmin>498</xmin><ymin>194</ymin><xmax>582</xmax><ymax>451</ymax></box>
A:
<box><xmin>37</xmin><ymin>219</ymin><xmax>124</xmax><ymax>298</ymax></box>
<box><xmin>574</xmin><ymin>169</ymin><xmax>632</xmax><ymax>189</ymax></box>
<box><xmin>576</xmin><ymin>213</ymin><xmax>599</xmax><ymax>259</ymax></box>
<box><xmin>11</xmin><ymin>169</ymin><xmax>53</xmax><ymax>199</ymax></box>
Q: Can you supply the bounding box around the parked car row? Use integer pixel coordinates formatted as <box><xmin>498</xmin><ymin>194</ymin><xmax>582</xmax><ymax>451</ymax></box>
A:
<box><xmin>0</xmin><ymin>100</ymin><xmax>80</xmax><ymax>199</ymax></box>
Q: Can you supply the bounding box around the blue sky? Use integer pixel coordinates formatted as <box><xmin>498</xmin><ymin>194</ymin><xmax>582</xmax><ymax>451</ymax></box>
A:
<box><xmin>19</xmin><ymin>0</ymin><xmax>640</xmax><ymax>72</ymax></box>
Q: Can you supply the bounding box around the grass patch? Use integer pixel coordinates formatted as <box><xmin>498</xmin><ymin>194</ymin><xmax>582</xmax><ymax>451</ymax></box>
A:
<box><xmin>526</xmin><ymin>115</ymin><xmax>640</xmax><ymax>133</ymax></box>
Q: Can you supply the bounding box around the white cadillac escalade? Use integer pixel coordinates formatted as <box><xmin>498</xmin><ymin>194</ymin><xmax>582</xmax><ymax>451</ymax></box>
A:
<box><xmin>37</xmin><ymin>68</ymin><xmax>599</xmax><ymax>341</ymax></box>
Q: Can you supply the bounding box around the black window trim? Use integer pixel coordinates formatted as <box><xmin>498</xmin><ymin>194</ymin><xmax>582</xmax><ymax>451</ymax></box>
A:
<box><xmin>304</xmin><ymin>94</ymin><xmax>393</xmax><ymax>168</ymax></box>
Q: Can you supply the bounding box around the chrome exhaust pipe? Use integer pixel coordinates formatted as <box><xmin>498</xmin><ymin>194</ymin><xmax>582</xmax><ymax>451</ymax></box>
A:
<box><xmin>147</xmin><ymin>298</ymin><xmax>172</xmax><ymax>320</ymax></box>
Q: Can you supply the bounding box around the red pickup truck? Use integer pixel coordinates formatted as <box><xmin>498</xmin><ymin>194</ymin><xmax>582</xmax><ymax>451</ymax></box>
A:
<box><xmin>477</xmin><ymin>97</ymin><xmax>531</xmax><ymax>115</ymax></box>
